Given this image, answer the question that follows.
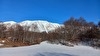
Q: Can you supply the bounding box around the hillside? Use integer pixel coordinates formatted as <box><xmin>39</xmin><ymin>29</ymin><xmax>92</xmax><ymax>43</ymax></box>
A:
<box><xmin>0</xmin><ymin>18</ymin><xmax>100</xmax><ymax>48</ymax></box>
<box><xmin>3</xmin><ymin>20</ymin><xmax>62</xmax><ymax>33</ymax></box>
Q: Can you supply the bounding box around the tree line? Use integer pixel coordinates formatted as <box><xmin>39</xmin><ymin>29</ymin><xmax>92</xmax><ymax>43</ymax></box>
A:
<box><xmin>46</xmin><ymin>17</ymin><xmax>100</xmax><ymax>48</ymax></box>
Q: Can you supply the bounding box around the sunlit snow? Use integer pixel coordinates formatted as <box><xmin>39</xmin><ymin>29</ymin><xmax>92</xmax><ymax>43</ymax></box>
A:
<box><xmin>2</xmin><ymin>20</ymin><xmax>63</xmax><ymax>33</ymax></box>
<box><xmin>0</xmin><ymin>41</ymin><xmax>100</xmax><ymax>56</ymax></box>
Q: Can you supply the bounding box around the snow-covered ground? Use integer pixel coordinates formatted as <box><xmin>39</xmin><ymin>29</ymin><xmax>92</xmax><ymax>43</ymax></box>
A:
<box><xmin>0</xmin><ymin>41</ymin><xmax>100</xmax><ymax>56</ymax></box>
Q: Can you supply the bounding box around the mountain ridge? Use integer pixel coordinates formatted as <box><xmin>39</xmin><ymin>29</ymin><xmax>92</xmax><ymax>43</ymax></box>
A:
<box><xmin>1</xmin><ymin>20</ymin><xmax>63</xmax><ymax>33</ymax></box>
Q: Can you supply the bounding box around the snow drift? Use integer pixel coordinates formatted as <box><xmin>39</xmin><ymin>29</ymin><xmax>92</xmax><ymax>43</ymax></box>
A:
<box><xmin>0</xmin><ymin>41</ymin><xmax>100</xmax><ymax>56</ymax></box>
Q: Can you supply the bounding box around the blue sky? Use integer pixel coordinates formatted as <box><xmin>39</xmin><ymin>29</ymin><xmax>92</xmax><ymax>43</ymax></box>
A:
<box><xmin>0</xmin><ymin>0</ymin><xmax>100</xmax><ymax>24</ymax></box>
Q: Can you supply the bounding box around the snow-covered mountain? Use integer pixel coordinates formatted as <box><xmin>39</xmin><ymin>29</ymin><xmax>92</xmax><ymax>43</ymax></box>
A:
<box><xmin>3</xmin><ymin>21</ymin><xmax>17</xmax><ymax>29</ymax></box>
<box><xmin>3</xmin><ymin>20</ymin><xmax>63</xmax><ymax>33</ymax></box>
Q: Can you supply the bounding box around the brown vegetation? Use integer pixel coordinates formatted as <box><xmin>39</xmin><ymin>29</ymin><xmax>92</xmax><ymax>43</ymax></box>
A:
<box><xmin>0</xmin><ymin>17</ymin><xmax>100</xmax><ymax>48</ymax></box>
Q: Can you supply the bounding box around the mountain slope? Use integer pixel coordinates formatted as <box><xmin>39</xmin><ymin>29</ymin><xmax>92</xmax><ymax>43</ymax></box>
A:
<box><xmin>3</xmin><ymin>20</ymin><xmax>63</xmax><ymax>33</ymax></box>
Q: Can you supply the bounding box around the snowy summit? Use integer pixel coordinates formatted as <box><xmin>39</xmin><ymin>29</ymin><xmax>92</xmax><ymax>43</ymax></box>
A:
<box><xmin>2</xmin><ymin>20</ymin><xmax>63</xmax><ymax>33</ymax></box>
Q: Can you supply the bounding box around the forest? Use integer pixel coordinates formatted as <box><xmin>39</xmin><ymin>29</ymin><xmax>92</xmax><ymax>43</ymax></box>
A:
<box><xmin>0</xmin><ymin>17</ymin><xmax>100</xmax><ymax>48</ymax></box>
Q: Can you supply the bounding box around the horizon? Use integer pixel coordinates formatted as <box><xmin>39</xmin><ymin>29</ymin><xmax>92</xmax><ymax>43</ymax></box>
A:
<box><xmin>0</xmin><ymin>0</ymin><xmax>100</xmax><ymax>24</ymax></box>
<box><xmin>1</xmin><ymin>17</ymin><xmax>99</xmax><ymax>24</ymax></box>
